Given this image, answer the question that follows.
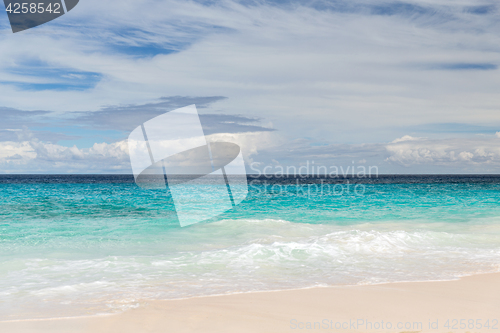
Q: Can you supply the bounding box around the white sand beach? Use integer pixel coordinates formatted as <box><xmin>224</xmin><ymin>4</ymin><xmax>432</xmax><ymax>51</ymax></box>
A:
<box><xmin>2</xmin><ymin>272</ymin><xmax>500</xmax><ymax>333</ymax></box>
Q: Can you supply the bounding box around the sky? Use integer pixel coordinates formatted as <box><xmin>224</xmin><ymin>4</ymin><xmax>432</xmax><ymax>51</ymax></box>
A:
<box><xmin>0</xmin><ymin>0</ymin><xmax>499</xmax><ymax>174</ymax></box>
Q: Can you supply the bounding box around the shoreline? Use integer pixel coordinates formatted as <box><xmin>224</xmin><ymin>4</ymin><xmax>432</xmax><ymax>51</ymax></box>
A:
<box><xmin>1</xmin><ymin>271</ymin><xmax>494</xmax><ymax>323</ymax></box>
<box><xmin>2</xmin><ymin>272</ymin><xmax>500</xmax><ymax>332</ymax></box>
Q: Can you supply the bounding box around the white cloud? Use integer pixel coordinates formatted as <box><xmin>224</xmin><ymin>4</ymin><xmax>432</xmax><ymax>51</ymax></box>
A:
<box><xmin>0</xmin><ymin>130</ymin><xmax>283</xmax><ymax>173</ymax></box>
<box><xmin>0</xmin><ymin>139</ymin><xmax>130</xmax><ymax>173</ymax></box>
<box><xmin>3</xmin><ymin>131</ymin><xmax>500</xmax><ymax>174</ymax></box>
<box><xmin>391</xmin><ymin>135</ymin><xmax>423</xmax><ymax>143</ymax></box>
<box><xmin>386</xmin><ymin>135</ymin><xmax>500</xmax><ymax>167</ymax></box>
<box><xmin>207</xmin><ymin>131</ymin><xmax>285</xmax><ymax>160</ymax></box>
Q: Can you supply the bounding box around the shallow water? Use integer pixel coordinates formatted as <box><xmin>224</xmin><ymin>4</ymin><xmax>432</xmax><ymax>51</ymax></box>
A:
<box><xmin>1</xmin><ymin>175</ymin><xmax>500</xmax><ymax>320</ymax></box>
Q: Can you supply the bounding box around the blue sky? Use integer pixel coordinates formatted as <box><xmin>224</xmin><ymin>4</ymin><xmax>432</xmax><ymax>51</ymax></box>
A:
<box><xmin>0</xmin><ymin>0</ymin><xmax>500</xmax><ymax>173</ymax></box>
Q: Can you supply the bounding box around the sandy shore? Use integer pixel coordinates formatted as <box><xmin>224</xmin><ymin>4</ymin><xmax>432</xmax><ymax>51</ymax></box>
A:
<box><xmin>2</xmin><ymin>273</ymin><xmax>500</xmax><ymax>333</ymax></box>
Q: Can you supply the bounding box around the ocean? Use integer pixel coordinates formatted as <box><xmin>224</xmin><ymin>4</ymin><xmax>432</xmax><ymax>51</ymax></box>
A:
<box><xmin>1</xmin><ymin>174</ymin><xmax>500</xmax><ymax>320</ymax></box>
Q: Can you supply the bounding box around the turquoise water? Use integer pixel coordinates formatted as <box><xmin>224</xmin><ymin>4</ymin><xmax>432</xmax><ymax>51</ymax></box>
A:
<box><xmin>1</xmin><ymin>175</ymin><xmax>500</xmax><ymax>320</ymax></box>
